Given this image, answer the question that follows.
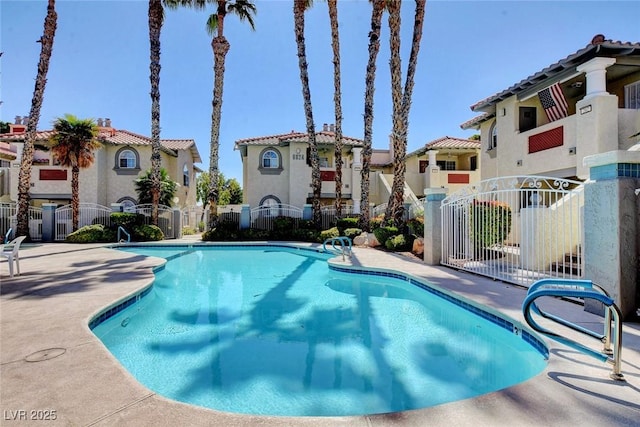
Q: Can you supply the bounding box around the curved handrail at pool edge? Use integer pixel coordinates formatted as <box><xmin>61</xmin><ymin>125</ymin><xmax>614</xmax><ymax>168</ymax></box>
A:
<box><xmin>322</xmin><ymin>236</ymin><xmax>352</xmax><ymax>261</ymax></box>
<box><xmin>522</xmin><ymin>278</ymin><xmax>624</xmax><ymax>381</ymax></box>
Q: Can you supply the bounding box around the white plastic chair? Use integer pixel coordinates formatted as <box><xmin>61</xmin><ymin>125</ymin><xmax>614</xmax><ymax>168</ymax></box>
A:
<box><xmin>1</xmin><ymin>235</ymin><xmax>26</xmax><ymax>277</ymax></box>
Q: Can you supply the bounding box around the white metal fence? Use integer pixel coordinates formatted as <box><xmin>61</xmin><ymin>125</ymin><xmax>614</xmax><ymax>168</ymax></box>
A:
<box><xmin>134</xmin><ymin>204</ymin><xmax>175</xmax><ymax>239</ymax></box>
<box><xmin>440</xmin><ymin>176</ymin><xmax>584</xmax><ymax>288</ymax></box>
<box><xmin>54</xmin><ymin>203</ymin><xmax>112</xmax><ymax>241</ymax></box>
<box><xmin>1</xmin><ymin>202</ymin><xmax>43</xmax><ymax>241</ymax></box>
<box><xmin>250</xmin><ymin>203</ymin><xmax>303</xmax><ymax>231</ymax></box>
<box><xmin>320</xmin><ymin>205</ymin><xmax>357</xmax><ymax>229</ymax></box>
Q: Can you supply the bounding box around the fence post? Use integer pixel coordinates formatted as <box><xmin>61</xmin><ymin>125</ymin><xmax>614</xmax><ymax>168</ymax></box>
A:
<box><xmin>240</xmin><ymin>204</ymin><xmax>251</xmax><ymax>229</ymax></box>
<box><xmin>423</xmin><ymin>188</ymin><xmax>447</xmax><ymax>265</ymax></box>
<box><xmin>583</xmin><ymin>150</ymin><xmax>640</xmax><ymax>320</ymax></box>
<box><xmin>41</xmin><ymin>203</ymin><xmax>57</xmax><ymax>242</ymax></box>
<box><xmin>173</xmin><ymin>208</ymin><xmax>182</xmax><ymax>239</ymax></box>
<box><xmin>303</xmin><ymin>204</ymin><xmax>312</xmax><ymax>221</ymax></box>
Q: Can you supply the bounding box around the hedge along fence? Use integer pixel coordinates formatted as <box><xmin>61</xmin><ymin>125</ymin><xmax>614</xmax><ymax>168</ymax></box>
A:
<box><xmin>469</xmin><ymin>199</ymin><xmax>512</xmax><ymax>257</ymax></box>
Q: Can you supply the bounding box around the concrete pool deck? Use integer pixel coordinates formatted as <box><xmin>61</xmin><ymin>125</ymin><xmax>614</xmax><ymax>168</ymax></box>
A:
<box><xmin>1</xmin><ymin>239</ymin><xmax>639</xmax><ymax>426</ymax></box>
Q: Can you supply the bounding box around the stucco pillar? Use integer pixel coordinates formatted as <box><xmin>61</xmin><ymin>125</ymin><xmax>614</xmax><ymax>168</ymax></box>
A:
<box><xmin>172</xmin><ymin>208</ymin><xmax>182</xmax><ymax>239</ymax></box>
<box><xmin>577</xmin><ymin>57</ymin><xmax>616</xmax><ymax>99</ymax></box>
<box><xmin>303</xmin><ymin>204</ymin><xmax>312</xmax><ymax>221</ymax></box>
<box><xmin>240</xmin><ymin>204</ymin><xmax>251</xmax><ymax>229</ymax></box>
<box><xmin>583</xmin><ymin>150</ymin><xmax>640</xmax><ymax>320</ymax></box>
<box><xmin>351</xmin><ymin>147</ymin><xmax>362</xmax><ymax>213</ymax></box>
<box><xmin>423</xmin><ymin>188</ymin><xmax>447</xmax><ymax>265</ymax></box>
<box><xmin>41</xmin><ymin>203</ymin><xmax>57</xmax><ymax>242</ymax></box>
<box><xmin>424</xmin><ymin>150</ymin><xmax>440</xmax><ymax>189</ymax></box>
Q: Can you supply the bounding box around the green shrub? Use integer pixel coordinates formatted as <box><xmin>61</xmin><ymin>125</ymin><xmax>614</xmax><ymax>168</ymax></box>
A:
<box><xmin>385</xmin><ymin>234</ymin><xmax>415</xmax><ymax>251</ymax></box>
<box><xmin>273</xmin><ymin>216</ymin><xmax>297</xmax><ymax>232</ymax></box>
<box><xmin>343</xmin><ymin>228</ymin><xmax>362</xmax><ymax>240</ymax></box>
<box><xmin>65</xmin><ymin>224</ymin><xmax>114</xmax><ymax>243</ymax></box>
<box><xmin>110</xmin><ymin>212</ymin><xmax>145</xmax><ymax>228</ymax></box>
<box><xmin>470</xmin><ymin>200</ymin><xmax>512</xmax><ymax>252</ymax></box>
<box><xmin>320</xmin><ymin>227</ymin><xmax>340</xmax><ymax>241</ymax></box>
<box><xmin>373</xmin><ymin>226</ymin><xmax>398</xmax><ymax>246</ymax></box>
<box><xmin>298</xmin><ymin>219</ymin><xmax>316</xmax><ymax>230</ymax></box>
<box><xmin>406</xmin><ymin>217</ymin><xmax>424</xmax><ymax>238</ymax></box>
<box><xmin>132</xmin><ymin>224</ymin><xmax>164</xmax><ymax>241</ymax></box>
<box><xmin>182</xmin><ymin>227</ymin><xmax>196</xmax><ymax>236</ymax></box>
<box><xmin>290</xmin><ymin>228</ymin><xmax>321</xmax><ymax>243</ymax></box>
<box><xmin>197</xmin><ymin>221</ymin><xmax>205</xmax><ymax>232</ymax></box>
<box><xmin>202</xmin><ymin>221</ymin><xmax>240</xmax><ymax>241</ymax></box>
<box><xmin>241</xmin><ymin>228</ymin><xmax>271</xmax><ymax>241</ymax></box>
<box><xmin>336</xmin><ymin>217</ymin><xmax>359</xmax><ymax>233</ymax></box>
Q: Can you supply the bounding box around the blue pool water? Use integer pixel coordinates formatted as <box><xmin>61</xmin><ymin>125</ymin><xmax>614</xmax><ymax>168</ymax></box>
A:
<box><xmin>92</xmin><ymin>245</ymin><xmax>547</xmax><ymax>416</ymax></box>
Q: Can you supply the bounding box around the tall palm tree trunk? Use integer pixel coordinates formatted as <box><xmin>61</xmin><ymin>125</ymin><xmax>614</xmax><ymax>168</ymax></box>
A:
<box><xmin>17</xmin><ymin>0</ymin><xmax>57</xmax><ymax>239</ymax></box>
<box><xmin>294</xmin><ymin>0</ymin><xmax>320</xmax><ymax>227</ymax></box>
<box><xmin>328</xmin><ymin>0</ymin><xmax>343</xmax><ymax>218</ymax></box>
<box><xmin>148</xmin><ymin>0</ymin><xmax>163</xmax><ymax>226</ymax></box>
<box><xmin>359</xmin><ymin>0</ymin><xmax>384</xmax><ymax>232</ymax></box>
<box><xmin>207</xmin><ymin>33</ymin><xmax>230</xmax><ymax>231</ymax></box>
<box><xmin>385</xmin><ymin>0</ymin><xmax>405</xmax><ymax>227</ymax></box>
<box><xmin>71</xmin><ymin>165</ymin><xmax>80</xmax><ymax>231</ymax></box>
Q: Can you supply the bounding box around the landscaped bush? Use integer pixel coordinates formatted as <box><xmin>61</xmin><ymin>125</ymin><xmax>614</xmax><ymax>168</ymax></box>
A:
<box><xmin>343</xmin><ymin>228</ymin><xmax>362</xmax><ymax>240</ymax></box>
<box><xmin>336</xmin><ymin>217</ymin><xmax>359</xmax><ymax>233</ymax></box>
<box><xmin>385</xmin><ymin>234</ymin><xmax>415</xmax><ymax>251</ymax></box>
<box><xmin>65</xmin><ymin>224</ymin><xmax>114</xmax><ymax>243</ymax></box>
<box><xmin>373</xmin><ymin>226</ymin><xmax>398</xmax><ymax>247</ymax></box>
<box><xmin>110</xmin><ymin>212</ymin><xmax>145</xmax><ymax>228</ymax></box>
<box><xmin>202</xmin><ymin>221</ymin><xmax>240</xmax><ymax>241</ymax></box>
<box><xmin>406</xmin><ymin>217</ymin><xmax>424</xmax><ymax>238</ymax></box>
<box><xmin>290</xmin><ymin>228</ymin><xmax>321</xmax><ymax>242</ymax></box>
<box><xmin>182</xmin><ymin>226</ymin><xmax>197</xmax><ymax>235</ymax></box>
<box><xmin>470</xmin><ymin>199</ymin><xmax>512</xmax><ymax>252</ymax></box>
<box><xmin>320</xmin><ymin>227</ymin><xmax>340</xmax><ymax>241</ymax></box>
<box><xmin>132</xmin><ymin>224</ymin><xmax>164</xmax><ymax>241</ymax></box>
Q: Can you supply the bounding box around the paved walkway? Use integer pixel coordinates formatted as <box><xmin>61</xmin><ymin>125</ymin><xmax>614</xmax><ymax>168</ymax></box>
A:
<box><xmin>1</xmin><ymin>240</ymin><xmax>639</xmax><ymax>426</ymax></box>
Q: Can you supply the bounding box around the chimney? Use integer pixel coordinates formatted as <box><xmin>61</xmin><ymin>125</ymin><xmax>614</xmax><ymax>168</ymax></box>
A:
<box><xmin>323</xmin><ymin>123</ymin><xmax>328</xmax><ymax>132</ymax></box>
<box><xmin>105</xmin><ymin>118</ymin><xmax>112</xmax><ymax>127</ymax></box>
<box><xmin>97</xmin><ymin>118</ymin><xmax>104</xmax><ymax>127</ymax></box>
<box><xmin>22</xmin><ymin>116</ymin><xmax>29</xmax><ymax>126</ymax></box>
<box><xmin>15</xmin><ymin>116</ymin><xmax>22</xmax><ymax>125</ymax></box>
<box><xmin>329</xmin><ymin>124</ymin><xmax>335</xmax><ymax>132</ymax></box>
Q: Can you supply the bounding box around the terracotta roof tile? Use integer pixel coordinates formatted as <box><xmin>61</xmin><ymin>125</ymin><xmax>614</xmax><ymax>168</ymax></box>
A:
<box><xmin>235</xmin><ymin>130</ymin><xmax>364</xmax><ymax>148</ymax></box>
<box><xmin>407</xmin><ymin>136</ymin><xmax>481</xmax><ymax>157</ymax></box>
<box><xmin>0</xmin><ymin>142</ymin><xmax>17</xmax><ymax>160</ymax></box>
<box><xmin>0</xmin><ymin>128</ymin><xmax>201</xmax><ymax>162</ymax></box>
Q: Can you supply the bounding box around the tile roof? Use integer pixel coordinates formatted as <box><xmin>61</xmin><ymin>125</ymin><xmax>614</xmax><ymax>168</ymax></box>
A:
<box><xmin>407</xmin><ymin>136</ymin><xmax>481</xmax><ymax>157</ymax></box>
<box><xmin>0</xmin><ymin>128</ymin><xmax>201</xmax><ymax>162</ymax></box>
<box><xmin>0</xmin><ymin>141</ymin><xmax>17</xmax><ymax>160</ymax></box>
<box><xmin>468</xmin><ymin>38</ymin><xmax>640</xmax><ymax>113</ymax></box>
<box><xmin>235</xmin><ymin>130</ymin><xmax>365</xmax><ymax>148</ymax></box>
<box><xmin>460</xmin><ymin>112</ymin><xmax>495</xmax><ymax>130</ymax></box>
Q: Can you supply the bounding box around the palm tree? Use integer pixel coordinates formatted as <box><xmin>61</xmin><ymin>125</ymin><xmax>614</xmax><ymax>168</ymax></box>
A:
<box><xmin>294</xmin><ymin>0</ymin><xmax>321</xmax><ymax>228</ymax></box>
<box><xmin>328</xmin><ymin>0</ymin><xmax>343</xmax><ymax>218</ymax></box>
<box><xmin>359</xmin><ymin>0</ymin><xmax>385</xmax><ymax>232</ymax></box>
<box><xmin>385</xmin><ymin>0</ymin><xmax>425</xmax><ymax>228</ymax></box>
<box><xmin>16</xmin><ymin>0</ymin><xmax>57</xmax><ymax>239</ymax></box>
<box><xmin>49</xmin><ymin>114</ymin><xmax>102</xmax><ymax>231</ymax></box>
<box><xmin>201</xmin><ymin>0</ymin><xmax>256</xmax><ymax>231</ymax></box>
<box><xmin>148</xmin><ymin>0</ymin><xmax>163</xmax><ymax>227</ymax></box>
<box><xmin>134</xmin><ymin>167</ymin><xmax>178</xmax><ymax>206</ymax></box>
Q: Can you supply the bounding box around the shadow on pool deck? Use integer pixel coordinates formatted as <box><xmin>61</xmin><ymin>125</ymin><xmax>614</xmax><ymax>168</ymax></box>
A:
<box><xmin>1</xmin><ymin>241</ymin><xmax>639</xmax><ymax>427</ymax></box>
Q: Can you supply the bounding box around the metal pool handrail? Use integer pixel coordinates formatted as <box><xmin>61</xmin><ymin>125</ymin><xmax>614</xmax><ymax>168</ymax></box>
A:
<box><xmin>323</xmin><ymin>236</ymin><xmax>352</xmax><ymax>261</ymax></box>
<box><xmin>522</xmin><ymin>278</ymin><xmax>624</xmax><ymax>381</ymax></box>
<box><xmin>117</xmin><ymin>226</ymin><xmax>131</xmax><ymax>243</ymax></box>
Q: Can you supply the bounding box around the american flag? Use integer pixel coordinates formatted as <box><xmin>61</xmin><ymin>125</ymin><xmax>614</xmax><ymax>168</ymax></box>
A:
<box><xmin>538</xmin><ymin>82</ymin><xmax>568</xmax><ymax>122</ymax></box>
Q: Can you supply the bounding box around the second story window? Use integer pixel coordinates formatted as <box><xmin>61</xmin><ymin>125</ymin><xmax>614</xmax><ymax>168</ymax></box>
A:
<box><xmin>489</xmin><ymin>122</ymin><xmax>498</xmax><ymax>150</ymax></box>
<box><xmin>119</xmin><ymin>150</ymin><xmax>137</xmax><ymax>168</ymax></box>
<box><xmin>183</xmin><ymin>164</ymin><xmax>190</xmax><ymax>186</ymax></box>
<box><xmin>262</xmin><ymin>150</ymin><xmax>279</xmax><ymax>168</ymax></box>
<box><xmin>625</xmin><ymin>81</ymin><xmax>640</xmax><ymax>109</ymax></box>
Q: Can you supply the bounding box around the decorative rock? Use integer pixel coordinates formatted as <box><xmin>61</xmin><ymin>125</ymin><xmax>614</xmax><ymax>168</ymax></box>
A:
<box><xmin>412</xmin><ymin>237</ymin><xmax>424</xmax><ymax>255</ymax></box>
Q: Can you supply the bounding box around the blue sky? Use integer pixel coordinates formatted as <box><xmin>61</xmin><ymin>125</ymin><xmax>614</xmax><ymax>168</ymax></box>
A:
<box><xmin>1</xmin><ymin>0</ymin><xmax>638</xmax><ymax>184</ymax></box>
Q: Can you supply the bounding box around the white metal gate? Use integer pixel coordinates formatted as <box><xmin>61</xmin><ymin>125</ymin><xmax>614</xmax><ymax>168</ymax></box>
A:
<box><xmin>440</xmin><ymin>176</ymin><xmax>584</xmax><ymax>287</ymax></box>
<box><xmin>55</xmin><ymin>203</ymin><xmax>112</xmax><ymax>241</ymax></box>
<box><xmin>135</xmin><ymin>204</ymin><xmax>175</xmax><ymax>239</ymax></box>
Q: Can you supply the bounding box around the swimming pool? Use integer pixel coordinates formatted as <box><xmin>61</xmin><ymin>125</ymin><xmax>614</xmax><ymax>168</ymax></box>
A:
<box><xmin>92</xmin><ymin>244</ymin><xmax>547</xmax><ymax>417</ymax></box>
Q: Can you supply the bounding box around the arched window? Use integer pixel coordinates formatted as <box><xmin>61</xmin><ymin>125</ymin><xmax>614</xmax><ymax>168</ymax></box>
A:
<box><xmin>183</xmin><ymin>164</ymin><xmax>190</xmax><ymax>186</ymax></box>
<box><xmin>262</xmin><ymin>149</ymin><xmax>279</xmax><ymax>168</ymax></box>
<box><xmin>117</xmin><ymin>197</ymin><xmax>137</xmax><ymax>213</ymax></box>
<box><xmin>489</xmin><ymin>122</ymin><xmax>498</xmax><ymax>150</ymax></box>
<box><xmin>114</xmin><ymin>147</ymin><xmax>140</xmax><ymax>175</ymax></box>
<box><xmin>119</xmin><ymin>150</ymin><xmax>137</xmax><ymax>168</ymax></box>
<box><xmin>259</xmin><ymin>195</ymin><xmax>281</xmax><ymax>217</ymax></box>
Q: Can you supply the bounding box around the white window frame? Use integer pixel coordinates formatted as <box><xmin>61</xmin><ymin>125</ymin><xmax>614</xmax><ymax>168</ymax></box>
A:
<box><xmin>118</xmin><ymin>150</ymin><xmax>137</xmax><ymax>169</ymax></box>
<box><xmin>261</xmin><ymin>150</ymin><xmax>280</xmax><ymax>169</ymax></box>
<box><xmin>624</xmin><ymin>81</ymin><xmax>640</xmax><ymax>109</ymax></box>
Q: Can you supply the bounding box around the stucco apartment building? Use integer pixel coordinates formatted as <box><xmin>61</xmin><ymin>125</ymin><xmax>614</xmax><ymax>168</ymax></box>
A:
<box><xmin>0</xmin><ymin>117</ymin><xmax>202</xmax><ymax>211</ymax></box>
<box><xmin>234</xmin><ymin>125</ymin><xmax>481</xmax><ymax>213</ymax></box>
<box><xmin>461</xmin><ymin>35</ymin><xmax>640</xmax><ymax>180</ymax></box>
